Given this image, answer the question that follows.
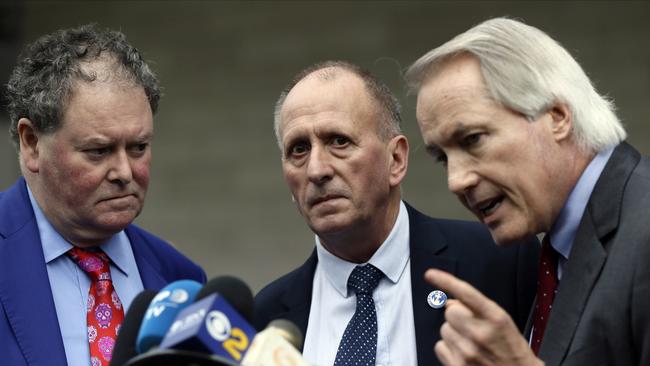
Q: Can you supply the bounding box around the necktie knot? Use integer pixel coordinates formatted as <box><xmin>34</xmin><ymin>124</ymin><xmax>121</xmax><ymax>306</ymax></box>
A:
<box><xmin>67</xmin><ymin>247</ymin><xmax>112</xmax><ymax>282</ymax></box>
<box><xmin>348</xmin><ymin>264</ymin><xmax>383</xmax><ymax>295</ymax></box>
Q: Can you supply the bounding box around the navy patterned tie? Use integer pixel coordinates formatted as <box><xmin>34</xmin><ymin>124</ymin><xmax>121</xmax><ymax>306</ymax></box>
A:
<box><xmin>334</xmin><ymin>264</ymin><xmax>384</xmax><ymax>366</ymax></box>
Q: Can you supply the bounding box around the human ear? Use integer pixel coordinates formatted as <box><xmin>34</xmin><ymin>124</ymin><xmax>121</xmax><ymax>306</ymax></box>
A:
<box><xmin>388</xmin><ymin>135</ymin><xmax>409</xmax><ymax>187</ymax></box>
<box><xmin>548</xmin><ymin>102</ymin><xmax>573</xmax><ymax>142</ymax></box>
<box><xmin>17</xmin><ymin>118</ymin><xmax>41</xmax><ymax>173</ymax></box>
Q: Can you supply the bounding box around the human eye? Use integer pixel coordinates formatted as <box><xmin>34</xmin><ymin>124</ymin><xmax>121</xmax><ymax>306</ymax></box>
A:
<box><xmin>460</xmin><ymin>133</ymin><xmax>482</xmax><ymax>148</ymax></box>
<box><xmin>84</xmin><ymin>146</ymin><xmax>111</xmax><ymax>160</ymax></box>
<box><xmin>436</xmin><ymin>153</ymin><xmax>448</xmax><ymax>166</ymax></box>
<box><xmin>129</xmin><ymin>142</ymin><xmax>149</xmax><ymax>157</ymax></box>
<box><xmin>287</xmin><ymin>141</ymin><xmax>310</xmax><ymax>158</ymax></box>
<box><xmin>432</xmin><ymin>151</ymin><xmax>448</xmax><ymax>167</ymax></box>
<box><xmin>331</xmin><ymin>135</ymin><xmax>350</xmax><ymax>147</ymax></box>
<box><xmin>426</xmin><ymin>145</ymin><xmax>447</xmax><ymax>167</ymax></box>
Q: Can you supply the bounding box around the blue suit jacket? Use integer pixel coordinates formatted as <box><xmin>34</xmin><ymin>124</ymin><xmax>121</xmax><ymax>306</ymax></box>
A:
<box><xmin>0</xmin><ymin>178</ymin><xmax>206</xmax><ymax>366</ymax></box>
<box><xmin>254</xmin><ymin>203</ymin><xmax>539</xmax><ymax>366</ymax></box>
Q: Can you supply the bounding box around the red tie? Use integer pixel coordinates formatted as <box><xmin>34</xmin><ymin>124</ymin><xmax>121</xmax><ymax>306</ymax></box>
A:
<box><xmin>67</xmin><ymin>247</ymin><xmax>124</xmax><ymax>365</ymax></box>
<box><xmin>531</xmin><ymin>237</ymin><xmax>559</xmax><ymax>355</ymax></box>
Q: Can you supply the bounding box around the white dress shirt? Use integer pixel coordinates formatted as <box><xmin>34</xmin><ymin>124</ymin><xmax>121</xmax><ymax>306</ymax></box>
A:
<box><xmin>303</xmin><ymin>201</ymin><xmax>418</xmax><ymax>366</ymax></box>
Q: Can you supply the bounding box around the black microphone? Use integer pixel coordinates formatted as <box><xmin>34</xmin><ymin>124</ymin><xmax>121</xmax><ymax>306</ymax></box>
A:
<box><xmin>124</xmin><ymin>349</ymin><xmax>238</xmax><ymax>366</ymax></box>
<box><xmin>126</xmin><ymin>276</ymin><xmax>256</xmax><ymax>366</ymax></box>
<box><xmin>195</xmin><ymin>275</ymin><xmax>254</xmax><ymax>321</ymax></box>
<box><xmin>110</xmin><ymin>290</ymin><xmax>157</xmax><ymax>366</ymax></box>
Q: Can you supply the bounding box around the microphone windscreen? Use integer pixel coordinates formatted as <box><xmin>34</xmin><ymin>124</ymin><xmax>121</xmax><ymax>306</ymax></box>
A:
<box><xmin>195</xmin><ymin>276</ymin><xmax>254</xmax><ymax>322</ymax></box>
<box><xmin>266</xmin><ymin>319</ymin><xmax>303</xmax><ymax>350</ymax></box>
<box><xmin>136</xmin><ymin>280</ymin><xmax>202</xmax><ymax>354</ymax></box>
<box><xmin>110</xmin><ymin>290</ymin><xmax>157</xmax><ymax>366</ymax></box>
<box><xmin>241</xmin><ymin>319</ymin><xmax>310</xmax><ymax>366</ymax></box>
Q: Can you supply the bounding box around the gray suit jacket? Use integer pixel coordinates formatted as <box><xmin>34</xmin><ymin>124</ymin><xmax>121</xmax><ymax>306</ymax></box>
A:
<box><xmin>538</xmin><ymin>142</ymin><xmax>650</xmax><ymax>365</ymax></box>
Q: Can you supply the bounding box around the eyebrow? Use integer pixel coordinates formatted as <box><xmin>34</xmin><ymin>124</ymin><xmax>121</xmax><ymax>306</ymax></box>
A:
<box><xmin>79</xmin><ymin>132</ymin><xmax>154</xmax><ymax>146</ymax></box>
<box><xmin>424</xmin><ymin>121</ymin><xmax>473</xmax><ymax>158</ymax></box>
<box><xmin>425</xmin><ymin>144</ymin><xmax>443</xmax><ymax>158</ymax></box>
<box><xmin>449</xmin><ymin>122</ymin><xmax>471</xmax><ymax>141</ymax></box>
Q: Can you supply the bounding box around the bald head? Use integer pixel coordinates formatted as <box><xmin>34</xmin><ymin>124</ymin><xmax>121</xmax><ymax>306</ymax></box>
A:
<box><xmin>278</xmin><ymin>67</ymin><xmax>380</xmax><ymax>150</ymax></box>
<box><xmin>273</xmin><ymin>61</ymin><xmax>402</xmax><ymax>148</ymax></box>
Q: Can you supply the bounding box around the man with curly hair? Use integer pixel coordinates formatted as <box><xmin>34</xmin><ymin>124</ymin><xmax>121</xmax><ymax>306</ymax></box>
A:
<box><xmin>0</xmin><ymin>25</ymin><xmax>205</xmax><ymax>366</ymax></box>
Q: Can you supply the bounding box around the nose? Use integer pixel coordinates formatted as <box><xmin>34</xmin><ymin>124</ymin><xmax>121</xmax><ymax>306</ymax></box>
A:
<box><xmin>446</xmin><ymin>157</ymin><xmax>478</xmax><ymax>195</ymax></box>
<box><xmin>107</xmin><ymin>149</ymin><xmax>133</xmax><ymax>185</ymax></box>
<box><xmin>306</xmin><ymin>146</ymin><xmax>334</xmax><ymax>185</ymax></box>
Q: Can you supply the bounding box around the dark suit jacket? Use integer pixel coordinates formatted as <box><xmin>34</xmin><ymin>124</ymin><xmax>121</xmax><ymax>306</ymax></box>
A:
<box><xmin>0</xmin><ymin>178</ymin><xmax>207</xmax><ymax>366</ymax></box>
<box><xmin>254</xmin><ymin>203</ymin><xmax>539</xmax><ymax>366</ymax></box>
<box><xmin>536</xmin><ymin>142</ymin><xmax>650</xmax><ymax>366</ymax></box>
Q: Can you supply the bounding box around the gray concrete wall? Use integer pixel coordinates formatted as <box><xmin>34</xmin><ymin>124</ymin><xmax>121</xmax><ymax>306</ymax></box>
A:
<box><xmin>1</xmin><ymin>1</ymin><xmax>649</xmax><ymax>292</ymax></box>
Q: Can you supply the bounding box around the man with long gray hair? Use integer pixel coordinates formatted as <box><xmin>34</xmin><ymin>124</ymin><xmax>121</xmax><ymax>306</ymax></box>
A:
<box><xmin>407</xmin><ymin>17</ymin><xmax>649</xmax><ymax>365</ymax></box>
<box><xmin>0</xmin><ymin>25</ymin><xmax>205</xmax><ymax>366</ymax></box>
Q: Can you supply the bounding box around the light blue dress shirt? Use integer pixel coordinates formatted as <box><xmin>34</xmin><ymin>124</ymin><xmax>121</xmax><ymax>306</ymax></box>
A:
<box><xmin>28</xmin><ymin>187</ymin><xmax>145</xmax><ymax>366</ymax></box>
<box><xmin>548</xmin><ymin>146</ymin><xmax>614</xmax><ymax>279</ymax></box>
<box><xmin>303</xmin><ymin>201</ymin><xmax>418</xmax><ymax>366</ymax></box>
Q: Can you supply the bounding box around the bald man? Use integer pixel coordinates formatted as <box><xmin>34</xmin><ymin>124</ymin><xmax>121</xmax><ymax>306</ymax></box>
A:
<box><xmin>254</xmin><ymin>60</ymin><xmax>538</xmax><ymax>366</ymax></box>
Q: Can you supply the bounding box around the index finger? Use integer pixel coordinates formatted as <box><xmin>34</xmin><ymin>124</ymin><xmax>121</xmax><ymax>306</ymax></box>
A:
<box><xmin>424</xmin><ymin>268</ymin><xmax>499</xmax><ymax>318</ymax></box>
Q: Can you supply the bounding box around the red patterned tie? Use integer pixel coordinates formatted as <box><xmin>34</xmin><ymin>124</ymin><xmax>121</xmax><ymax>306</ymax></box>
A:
<box><xmin>531</xmin><ymin>237</ymin><xmax>559</xmax><ymax>355</ymax></box>
<box><xmin>67</xmin><ymin>247</ymin><xmax>124</xmax><ymax>366</ymax></box>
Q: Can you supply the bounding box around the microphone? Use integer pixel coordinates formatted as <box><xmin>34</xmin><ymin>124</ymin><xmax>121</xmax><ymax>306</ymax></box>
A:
<box><xmin>124</xmin><ymin>349</ymin><xmax>238</xmax><ymax>366</ymax></box>
<box><xmin>241</xmin><ymin>319</ymin><xmax>311</xmax><ymax>366</ymax></box>
<box><xmin>136</xmin><ymin>280</ymin><xmax>202</xmax><ymax>353</ymax></box>
<box><xmin>195</xmin><ymin>276</ymin><xmax>254</xmax><ymax>321</ymax></box>
<box><xmin>158</xmin><ymin>276</ymin><xmax>257</xmax><ymax>363</ymax></box>
<box><xmin>110</xmin><ymin>290</ymin><xmax>157</xmax><ymax>366</ymax></box>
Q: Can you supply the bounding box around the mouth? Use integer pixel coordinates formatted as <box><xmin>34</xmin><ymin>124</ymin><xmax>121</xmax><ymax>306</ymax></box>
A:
<box><xmin>99</xmin><ymin>194</ymin><xmax>138</xmax><ymax>204</ymax></box>
<box><xmin>310</xmin><ymin>194</ymin><xmax>344</xmax><ymax>207</ymax></box>
<box><xmin>473</xmin><ymin>196</ymin><xmax>504</xmax><ymax>219</ymax></box>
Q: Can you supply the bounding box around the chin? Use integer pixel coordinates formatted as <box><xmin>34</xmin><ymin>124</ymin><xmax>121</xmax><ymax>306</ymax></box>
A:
<box><xmin>307</xmin><ymin>216</ymin><xmax>354</xmax><ymax>237</ymax></box>
<box><xmin>97</xmin><ymin>211</ymin><xmax>140</xmax><ymax>231</ymax></box>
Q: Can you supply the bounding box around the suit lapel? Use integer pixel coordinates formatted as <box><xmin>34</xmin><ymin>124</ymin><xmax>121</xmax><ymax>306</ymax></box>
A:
<box><xmin>278</xmin><ymin>251</ymin><xmax>318</xmax><ymax>347</ymax></box>
<box><xmin>126</xmin><ymin>226</ymin><xmax>167</xmax><ymax>291</ymax></box>
<box><xmin>407</xmin><ymin>204</ymin><xmax>457</xmax><ymax>366</ymax></box>
<box><xmin>0</xmin><ymin>179</ymin><xmax>67</xmax><ymax>365</ymax></box>
<box><xmin>539</xmin><ymin>143</ymin><xmax>639</xmax><ymax>364</ymax></box>
<box><xmin>539</xmin><ymin>219</ymin><xmax>606</xmax><ymax>365</ymax></box>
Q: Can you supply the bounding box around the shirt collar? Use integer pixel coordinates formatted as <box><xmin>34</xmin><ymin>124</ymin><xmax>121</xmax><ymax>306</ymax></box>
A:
<box><xmin>315</xmin><ymin>200</ymin><xmax>410</xmax><ymax>297</ymax></box>
<box><xmin>27</xmin><ymin>185</ymin><xmax>132</xmax><ymax>275</ymax></box>
<box><xmin>548</xmin><ymin>146</ymin><xmax>614</xmax><ymax>260</ymax></box>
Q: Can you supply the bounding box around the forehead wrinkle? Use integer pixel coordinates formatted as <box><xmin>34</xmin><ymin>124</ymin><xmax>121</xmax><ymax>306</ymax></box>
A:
<box><xmin>281</xmin><ymin>102</ymin><xmax>340</xmax><ymax>127</ymax></box>
<box><xmin>426</xmin><ymin>82</ymin><xmax>494</xmax><ymax>131</ymax></box>
<box><xmin>280</xmin><ymin>70</ymin><xmax>377</xmax><ymax>141</ymax></box>
<box><xmin>284</xmin><ymin>110</ymin><xmax>357</xmax><ymax>145</ymax></box>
